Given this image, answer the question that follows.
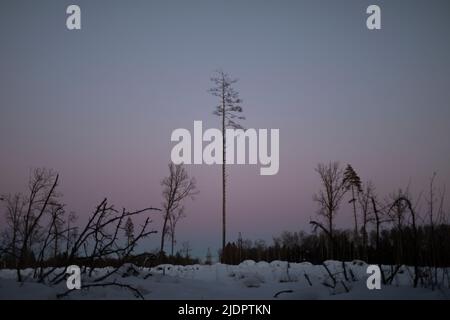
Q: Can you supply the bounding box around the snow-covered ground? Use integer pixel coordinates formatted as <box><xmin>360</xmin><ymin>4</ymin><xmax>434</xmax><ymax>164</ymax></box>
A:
<box><xmin>0</xmin><ymin>260</ymin><xmax>449</xmax><ymax>300</ymax></box>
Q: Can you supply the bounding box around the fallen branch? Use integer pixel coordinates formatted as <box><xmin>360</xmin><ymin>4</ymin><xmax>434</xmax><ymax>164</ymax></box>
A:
<box><xmin>304</xmin><ymin>273</ymin><xmax>312</xmax><ymax>286</ymax></box>
<box><xmin>273</xmin><ymin>290</ymin><xmax>293</xmax><ymax>298</ymax></box>
<box><xmin>385</xmin><ymin>264</ymin><xmax>402</xmax><ymax>284</ymax></box>
<box><xmin>349</xmin><ymin>268</ymin><xmax>357</xmax><ymax>281</ymax></box>
<box><xmin>342</xmin><ymin>261</ymin><xmax>349</xmax><ymax>281</ymax></box>
<box><xmin>340</xmin><ymin>280</ymin><xmax>349</xmax><ymax>293</ymax></box>
<box><xmin>322</xmin><ymin>262</ymin><xmax>336</xmax><ymax>288</ymax></box>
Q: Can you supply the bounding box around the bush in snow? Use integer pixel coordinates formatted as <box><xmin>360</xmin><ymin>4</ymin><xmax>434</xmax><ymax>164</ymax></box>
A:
<box><xmin>121</xmin><ymin>264</ymin><xmax>140</xmax><ymax>278</ymax></box>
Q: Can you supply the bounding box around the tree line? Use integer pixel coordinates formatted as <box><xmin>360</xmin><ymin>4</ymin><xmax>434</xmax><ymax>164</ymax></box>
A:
<box><xmin>221</xmin><ymin>162</ymin><xmax>450</xmax><ymax>289</ymax></box>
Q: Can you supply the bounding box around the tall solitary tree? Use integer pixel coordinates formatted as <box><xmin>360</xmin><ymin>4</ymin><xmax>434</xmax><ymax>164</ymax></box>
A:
<box><xmin>160</xmin><ymin>163</ymin><xmax>197</xmax><ymax>257</ymax></box>
<box><xmin>343</xmin><ymin>164</ymin><xmax>362</xmax><ymax>241</ymax></box>
<box><xmin>209</xmin><ymin>70</ymin><xmax>245</xmax><ymax>259</ymax></box>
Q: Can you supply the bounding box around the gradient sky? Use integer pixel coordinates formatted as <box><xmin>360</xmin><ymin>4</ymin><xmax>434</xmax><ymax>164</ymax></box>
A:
<box><xmin>1</xmin><ymin>0</ymin><xmax>450</xmax><ymax>258</ymax></box>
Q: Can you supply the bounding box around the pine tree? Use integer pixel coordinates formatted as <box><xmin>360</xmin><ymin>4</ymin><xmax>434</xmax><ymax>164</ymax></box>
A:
<box><xmin>343</xmin><ymin>164</ymin><xmax>362</xmax><ymax>242</ymax></box>
<box><xmin>209</xmin><ymin>70</ymin><xmax>245</xmax><ymax>261</ymax></box>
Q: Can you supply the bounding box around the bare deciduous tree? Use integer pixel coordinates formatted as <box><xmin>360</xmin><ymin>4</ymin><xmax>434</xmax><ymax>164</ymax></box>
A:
<box><xmin>160</xmin><ymin>163</ymin><xmax>197</xmax><ymax>257</ymax></box>
<box><xmin>0</xmin><ymin>193</ymin><xmax>26</xmax><ymax>268</ymax></box>
<box><xmin>49</xmin><ymin>198</ymin><xmax>159</xmax><ymax>284</ymax></box>
<box><xmin>34</xmin><ymin>201</ymin><xmax>67</xmax><ymax>279</ymax></box>
<box><xmin>312</xmin><ymin>162</ymin><xmax>346</xmax><ymax>259</ymax></box>
<box><xmin>424</xmin><ymin>172</ymin><xmax>446</xmax><ymax>288</ymax></box>
<box><xmin>386</xmin><ymin>187</ymin><xmax>411</xmax><ymax>265</ymax></box>
<box><xmin>386</xmin><ymin>195</ymin><xmax>420</xmax><ymax>287</ymax></box>
<box><xmin>17</xmin><ymin>168</ymin><xmax>60</xmax><ymax>281</ymax></box>
<box><xmin>0</xmin><ymin>169</ymin><xmax>80</xmax><ymax>281</ymax></box>
<box><xmin>358</xmin><ymin>181</ymin><xmax>374</xmax><ymax>261</ymax></box>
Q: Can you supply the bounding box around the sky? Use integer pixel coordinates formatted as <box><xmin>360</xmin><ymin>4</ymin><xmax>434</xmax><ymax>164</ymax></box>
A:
<box><xmin>1</xmin><ymin>0</ymin><xmax>450</xmax><ymax>259</ymax></box>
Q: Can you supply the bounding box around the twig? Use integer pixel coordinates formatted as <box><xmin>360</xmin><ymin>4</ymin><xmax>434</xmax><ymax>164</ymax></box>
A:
<box><xmin>304</xmin><ymin>273</ymin><xmax>312</xmax><ymax>286</ymax></box>
<box><xmin>322</xmin><ymin>262</ymin><xmax>336</xmax><ymax>287</ymax></box>
<box><xmin>340</xmin><ymin>280</ymin><xmax>349</xmax><ymax>293</ymax></box>
<box><xmin>273</xmin><ymin>290</ymin><xmax>293</xmax><ymax>298</ymax></box>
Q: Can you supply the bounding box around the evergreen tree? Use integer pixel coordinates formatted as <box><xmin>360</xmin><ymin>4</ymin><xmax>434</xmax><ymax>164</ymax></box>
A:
<box><xmin>209</xmin><ymin>70</ymin><xmax>245</xmax><ymax>260</ymax></box>
<box><xmin>343</xmin><ymin>164</ymin><xmax>362</xmax><ymax>241</ymax></box>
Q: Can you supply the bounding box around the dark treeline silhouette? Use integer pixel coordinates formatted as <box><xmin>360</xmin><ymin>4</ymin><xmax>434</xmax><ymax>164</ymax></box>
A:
<box><xmin>0</xmin><ymin>249</ymin><xmax>200</xmax><ymax>270</ymax></box>
<box><xmin>157</xmin><ymin>252</ymin><xmax>200</xmax><ymax>266</ymax></box>
<box><xmin>222</xmin><ymin>225</ymin><xmax>450</xmax><ymax>267</ymax></box>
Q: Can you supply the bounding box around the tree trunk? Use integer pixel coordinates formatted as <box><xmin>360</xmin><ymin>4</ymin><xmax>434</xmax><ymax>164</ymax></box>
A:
<box><xmin>54</xmin><ymin>230</ymin><xmax>58</xmax><ymax>259</ymax></box>
<box><xmin>160</xmin><ymin>211</ymin><xmax>169</xmax><ymax>256</ymax></box>
<box><xmin>221</xmin><ymin>84</ymin><xmax>226</xmax><ymax>262</ymax></box>
<box><xmin>328</xmin><ymin>212</ymin><xmax>334</xmax><ymax>260</ymax></box>
<box><xmin>362</xmin><ymin>220</ymin><xmax>368</xmax><ymax>262</ymax></box>
<box><xmin>352</xmin><ymin>187</ymin><xmax>358</xmax><ymax>241</ymax></box>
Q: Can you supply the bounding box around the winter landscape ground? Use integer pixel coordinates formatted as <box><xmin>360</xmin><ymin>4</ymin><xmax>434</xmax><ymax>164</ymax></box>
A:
<box><xmin>1</xmin><ymin>260</ymin><xmax>449</xmax><ymax>300</ymax></box>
